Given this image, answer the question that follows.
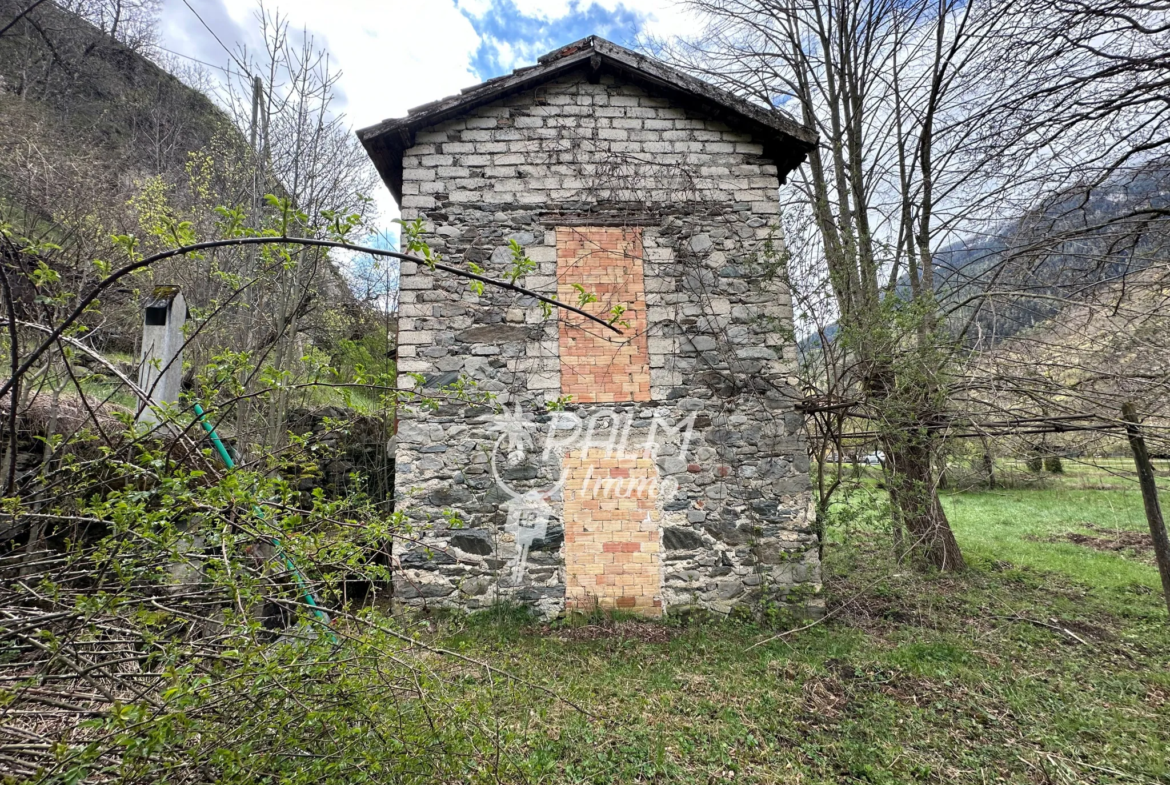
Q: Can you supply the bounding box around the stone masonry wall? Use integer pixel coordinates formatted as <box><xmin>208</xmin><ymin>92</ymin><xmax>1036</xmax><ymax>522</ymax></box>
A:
<box><xmin>393</xmin><ymin>72</ymin><xmax>820</xmax><ymax>619</ymax></box>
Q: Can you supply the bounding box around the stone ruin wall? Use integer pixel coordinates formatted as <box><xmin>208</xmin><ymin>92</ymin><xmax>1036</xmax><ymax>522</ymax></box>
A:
<box><xmin>393</xmin><ymin>72</ymin><xmax>821</xmax><ymax>619</ymax></box>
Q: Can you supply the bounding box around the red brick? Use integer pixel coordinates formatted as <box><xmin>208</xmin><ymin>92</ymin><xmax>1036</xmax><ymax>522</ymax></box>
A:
<box><xmin>556</xmin><ymin>226</ymin><xmax>651</xmax><ymax>403</ymax></box>
<box><xmin>563</xmin><ymin>448</ymin><xmax>662</xmax><ymax>617</ymax></box>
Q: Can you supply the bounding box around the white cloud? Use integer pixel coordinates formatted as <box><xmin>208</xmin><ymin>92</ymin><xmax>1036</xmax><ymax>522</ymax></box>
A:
<box><xmin>488</xmin><ymin>36</ymin><xmax>521</xmax><ymax>71</ymax></box>
<box><xmin>157</xmin><ymin>0</ymin><xmax>698</xmax><ymax>230</ymax></box>
<box><xmin>225</xmin><ymin>0</ymin><xmax>482</xmax><ymax>128</ymax></box>
<box><xmin>456</xmin><ymin>0</ymin><xmax>494</xmax><ymax>17</ymax></box>
<box><xmin>509</xmin><ymin>0</ymin><xmax>574</xmax><ymax>18</ymax></box>
<box><xmin>629</xmin><ymin>0</ymin><xmax>701</xmax><ymax>40</ymax></box>
<box><xmin>504</xmin><ymin>0</ymin><xmax>690</xmax><ymax>29</ymax></box>
<box><xmin>160</xmin><ymin>0</ymin><xmax>484</xmax><ymax>230</ymax></box>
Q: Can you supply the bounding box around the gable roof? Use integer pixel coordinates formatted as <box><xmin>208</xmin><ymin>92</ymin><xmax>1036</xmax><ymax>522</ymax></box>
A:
<box><xmin>357</xmin><ymin>36</ymin><xmax>818</xmax><ymax>206</ymax></box>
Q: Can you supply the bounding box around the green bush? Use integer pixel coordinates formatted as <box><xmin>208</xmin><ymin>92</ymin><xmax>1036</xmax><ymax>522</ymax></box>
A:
<box><xmin>332</xmin><ymin>329</ymin><xmax>394</xmax><ymax>383</ymax></box>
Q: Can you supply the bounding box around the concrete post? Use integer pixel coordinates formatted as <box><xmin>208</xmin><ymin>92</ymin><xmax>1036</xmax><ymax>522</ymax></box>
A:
<box><xmin>137</xmin><ymin>285</ymin><xmax>186</xmax><ymax>424</ymax></box>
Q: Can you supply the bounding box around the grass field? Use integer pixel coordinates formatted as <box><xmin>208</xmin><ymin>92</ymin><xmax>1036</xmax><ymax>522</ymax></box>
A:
<box><xmin>421</xmin><ymin>460</ymin><xmax>1170</xmax><ymax>784</ymax></box>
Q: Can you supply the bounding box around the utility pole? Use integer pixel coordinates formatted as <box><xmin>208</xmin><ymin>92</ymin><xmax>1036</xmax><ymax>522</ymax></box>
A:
<box><xmin>236</xmin><ymin>75</ymin><xmax>265</xmax><ymax>461</ymax></box>
<box><xmin>1122</xmin><ymin>402</ymin><xmax>1170</xmax><ymax>619</ymax></box>
<box><xmin>249</xmin><ymin>74</ymin><xmax>262</xmax><ymax>153</ymax></box>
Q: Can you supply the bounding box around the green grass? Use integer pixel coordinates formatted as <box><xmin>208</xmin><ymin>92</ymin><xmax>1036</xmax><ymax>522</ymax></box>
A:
<box><xmin>418</xmin><ymin>468</ymin><xmax>1170</xmax><ymax>784</ymax></box>
<box><xmin>946</xmin><ymin>487</ymin><xmax>1164</xmax><ymax>592</ymax></box>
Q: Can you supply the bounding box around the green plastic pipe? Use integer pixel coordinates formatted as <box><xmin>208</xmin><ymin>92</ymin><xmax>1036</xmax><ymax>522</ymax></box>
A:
<box><xmin>194</xmin><ymin>403</ymin><xmax>333</xmax><ymax>631</ymax></box>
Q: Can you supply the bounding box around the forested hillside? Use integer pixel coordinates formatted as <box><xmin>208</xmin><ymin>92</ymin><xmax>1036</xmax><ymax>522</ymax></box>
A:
<box><xmin>0</xmin><ymin>0</ymin><xmax>223</xmax><ymax>198</ymax></box>
<box><xmin>0</xmin><ymin>6</ymin><xmax>414</xmax><ymax>775</ymax></box>
<box><xmin>801</xmin><ymin>163</ymin><xmax>1170</xmax><ymax>357</ymax></box>
<box><xmin>937</xmin><ymin>166</ymin><xmax>1170</xmax><ymax>343</ymax></box>
<box><xmin>0</xmin><ymin>0</ymin><xmax>236</xmax><ymax>357</ymax></box>
<box><xmin>0</xmin><ymin>0</ymin><xmax>390</xmax><ymax>376</ymax></box>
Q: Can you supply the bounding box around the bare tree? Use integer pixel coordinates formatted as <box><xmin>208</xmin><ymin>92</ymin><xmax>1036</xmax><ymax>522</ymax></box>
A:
<box><xmin>207</xmin><ymin>5</ymin><xmax>379</xmax><ymax>457</ymax></box>
<box><xmin>60</xmin><ymin>0</ymin><xmax>160</xmax><ymax>52</ymax></box>
<box><xmin>674</xmin><ymin>0</ymin><xmax>1170</xmax><ymax>572</ymax></box>
<box><xmin>674</xmin><ymin>0</ymin><xmax>1030</xmax><ymax>569</ymax></box>
<box><xmin>920</xmin><ymin>0</ymin><xmax>1168</xmax><ymax>514</ymax></box>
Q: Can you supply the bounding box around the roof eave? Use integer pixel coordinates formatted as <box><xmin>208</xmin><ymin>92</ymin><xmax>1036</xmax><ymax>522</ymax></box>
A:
<box><xmin>357</xmin><ymin>38</ymin><xmax>817</xmax><ymax>207</ymax></box>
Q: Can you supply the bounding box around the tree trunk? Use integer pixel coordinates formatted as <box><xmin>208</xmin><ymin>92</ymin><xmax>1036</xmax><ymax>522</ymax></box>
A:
<box><xmin>979</xmin><ymin>435</ymin><xmax>995</xmax><ymax>489</ymax></box>
<box><xmin>1122</xmin><ymin>403</ymin><xmax>1170</xmax><ymax>619</ymax></box>
<box><xmin>884</xmin><ymin>436</ymin><xmax>966</xmax><ymax>571</ymax></box>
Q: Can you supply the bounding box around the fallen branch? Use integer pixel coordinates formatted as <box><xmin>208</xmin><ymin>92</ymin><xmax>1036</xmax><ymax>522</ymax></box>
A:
<box><xmin>995</xmin><ymin>613</ymin><xmax>1092</xmax><ymax>646</ymax></box>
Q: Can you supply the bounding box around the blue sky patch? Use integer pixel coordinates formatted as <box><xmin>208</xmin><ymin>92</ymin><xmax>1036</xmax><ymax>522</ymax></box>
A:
<box><xmin>462</xmin><ymin>1</ymin><xmax>647</xmax><ymax>80</ymax></box>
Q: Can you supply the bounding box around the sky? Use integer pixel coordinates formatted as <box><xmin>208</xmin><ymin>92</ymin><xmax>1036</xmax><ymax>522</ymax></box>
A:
<box><xmin>156</xmin><ymin>0</ymin><xmax>698</xmax><ymax>230</ymax></box>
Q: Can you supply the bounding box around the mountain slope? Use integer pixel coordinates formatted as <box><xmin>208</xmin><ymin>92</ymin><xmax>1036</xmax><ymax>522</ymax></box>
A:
<box><xmin>0</xmin><ymin>0</ymin><xmax>231</xmax><ymax>232</ymax></box>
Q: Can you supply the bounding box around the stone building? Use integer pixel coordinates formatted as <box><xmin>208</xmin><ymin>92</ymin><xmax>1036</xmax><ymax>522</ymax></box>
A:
<box><xmin>358</xmin><ymin>37</ymin><xmax>821</xmax><ymax>619</ymax></box>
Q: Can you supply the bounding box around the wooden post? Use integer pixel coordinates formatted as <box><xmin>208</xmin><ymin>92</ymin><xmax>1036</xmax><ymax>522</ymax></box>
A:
<box><xmin>1122</xmin><ymin>402</ymin><xmax>1170</xmax><ymax>618</ymax></box>
<box><xmin>249</xmin><ymin>75</ymin><xmax>262</xmax><ymax>154</ymax></box>
<box><xmin>137</xmin><ymin>285</ymin><xmax>186</xmax><ymax>424</ymax></box>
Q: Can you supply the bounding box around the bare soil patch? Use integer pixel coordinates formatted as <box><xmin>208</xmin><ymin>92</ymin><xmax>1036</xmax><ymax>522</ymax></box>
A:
<box><xmin>1056</xmin><ymin>524</ymin><xmax>1154</xmax><ymax>561</ymax></box>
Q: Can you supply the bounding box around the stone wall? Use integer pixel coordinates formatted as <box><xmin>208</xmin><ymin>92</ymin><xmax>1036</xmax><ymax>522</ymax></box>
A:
<box><xmin>393</xmin><ymin>72</ymin><xmax>820</xmax><ymax>619</ymax></box>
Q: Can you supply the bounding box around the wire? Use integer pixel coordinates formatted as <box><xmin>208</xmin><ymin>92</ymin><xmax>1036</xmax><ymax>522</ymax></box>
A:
<box><xmin>180</xmin><ymin>0</ymin><xmax>251</xmax><ymax>77</ymax></box>
<box><xmin>155</xmin><ymin>44</ymin><xmax>249</xmax><ymax>79</ymax></box>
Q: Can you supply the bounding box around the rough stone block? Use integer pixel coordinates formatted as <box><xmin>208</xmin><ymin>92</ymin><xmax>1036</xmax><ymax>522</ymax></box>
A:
<box><xmin>401</xmin><ymin>195</ymin><xmax>436</xmax><ymax>209</ymax></box>
<box><xmin>400</xmin><ymin>276</ymin><xmax>434</xmax><ymax>291</ymax></box>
